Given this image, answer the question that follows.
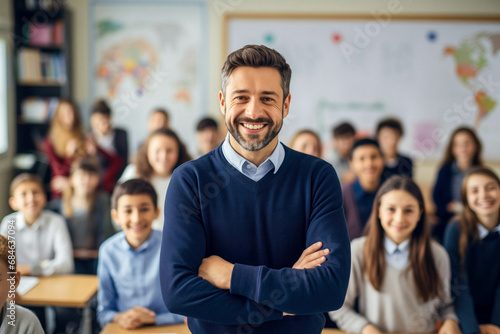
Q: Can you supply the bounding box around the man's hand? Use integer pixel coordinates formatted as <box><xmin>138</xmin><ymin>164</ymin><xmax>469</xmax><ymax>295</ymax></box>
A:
<box><xmin>114</xmin><ymin>307</ymin><xmax>156</xmax><ymax>329</ymax></box>
<box><xmin>198</xmin><ymin>255</ymin><xmax>234</xmax><ymax>290</ymax></box>
<box><xmin>293</xmin><ymin>242</ymin><xmax>329</xmax><ymax>269</ymax></box>
<box><xmin>480</xmin><ymin>324</ymin><xmax>500</xmax><ymax>334</ymax></box>
<box><xmin>438</xmin><ymin>319</ymin><xmax>461</xmax><ymax>334</ymax></box>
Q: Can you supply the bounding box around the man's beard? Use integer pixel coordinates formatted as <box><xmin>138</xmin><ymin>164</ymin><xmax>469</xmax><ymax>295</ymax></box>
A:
<box><xmin>225</xmin><ymin>108</ymin><xmax>283</xmax><ymax>152</ymax></box>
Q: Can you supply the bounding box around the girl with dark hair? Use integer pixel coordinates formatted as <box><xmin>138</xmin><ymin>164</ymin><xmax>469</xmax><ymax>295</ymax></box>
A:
<box><xmin>432</xmin><ymin>126</ymin><xmax>483</xmax><ymax>243</ymax></box>
<box><xmin>330</xmin><ymin>175</ymin><xmax>460</xmax><ymax>334</ymax></box>
<box><xmin>119</xmin><ymin>128</ymin><xmax>192</xmax><ymax>230</ymax></box>
<box><xmin>444</xmin><ymin>166</ymin><xmax>500</xmax><ymax>334</ymax></box>
<box><xmin>60</xmin><ymin>156</ymin><xmax>116</xmax><ymax>274</ymax></box>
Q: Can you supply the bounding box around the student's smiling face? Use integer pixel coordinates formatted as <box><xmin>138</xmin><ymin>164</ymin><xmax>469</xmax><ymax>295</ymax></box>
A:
<box><xmin>9</xmin><ymin>181</ymin><xmax>46</xmax><ymax>224</ymax></box>
<box><xmin>111</xmin><ymin>194</ymin><xmax>159</xmax><ymax>249</ymax></box>
<box><xmin>219</xmin><ymin>66</ymin><xmax>290</xmax><ymax>153</ymax></box>
<box><xmin>147</xmin><ymin>135</ymin><xmax>179</xmax><ymax>177</ymax></box>
<box><xmin>349</xmin><ymin>145</ymin><xmax>384</xmax><ymax>183</ymax></box>
<box><xmin>378</xmin><ymin>189</ymin><xmax>422</xmax><ymax>245</ymax></box>
<box><xmin>466</xmin><ymin>174</ymin><xmax>500</xmax><ymax>222</ymax></box>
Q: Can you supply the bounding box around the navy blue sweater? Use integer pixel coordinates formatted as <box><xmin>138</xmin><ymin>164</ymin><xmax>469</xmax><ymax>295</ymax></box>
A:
<box><xmin>160</xmin><ymin>145</ymin><xmax>351</xmax><ymax>334</ymax></box>
<box><xmin>444</xmin><ymin>221</ymin><xmax>500</xmax><ymax>334</ymax></box>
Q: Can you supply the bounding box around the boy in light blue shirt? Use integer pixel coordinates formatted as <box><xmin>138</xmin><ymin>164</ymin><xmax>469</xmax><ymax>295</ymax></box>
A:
<box><xmin>97</xmin><ymin>179</ymin><xmax>183</xmax><ymax>329</ymax></box>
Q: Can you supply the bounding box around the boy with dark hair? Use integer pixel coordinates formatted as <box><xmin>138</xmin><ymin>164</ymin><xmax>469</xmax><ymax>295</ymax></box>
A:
<box><xmin>375</xmin><ymin>117</ymin><xmax>413</xmax><ymax>179</ymax></box>
<box><xmin>97</xmin><ymin>179</ymin><xmax>184</xmax><ymax>330</ymax></box>
<box><xmin>196</xmin><ymin>117</ymin><xmax>221</xmax><ymax>157</ymax></box>
<box><xmin>330</xmin><ymin>122</ymin><xmax>356</xmax><ymax>184</ymax></box>
<box><xmin>89</xmin><ymin>99</ymin><xmax>129</xmax><ymax>191</ymax></box>
<box><xmin>343</xmin><ymin>138</ymin><xmax>385</xmax><ymax>240</ymax></box>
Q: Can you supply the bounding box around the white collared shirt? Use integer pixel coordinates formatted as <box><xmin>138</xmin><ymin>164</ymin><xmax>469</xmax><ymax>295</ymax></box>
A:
<box><xmin>221</xmin><ymin>133</ymin><xmax>285</xmax><ymax>182</ymax></box>
<box><xmin>0</xmin><ymin>210</ymin><xmax>74</xmax><ymax>276</ymax></box>
<box><xmin>384</xmin><ymin>236</ymin><xmax>410</xmax><ymax>270</ymax></box>
<box><xmin>478</xmin><ymin>222</ymin><xmax>500</xmax><ymax>240</ymax></box>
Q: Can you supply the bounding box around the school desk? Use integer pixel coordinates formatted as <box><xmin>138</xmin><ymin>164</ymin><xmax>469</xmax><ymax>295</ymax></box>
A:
<box><xmin>16</xmin><ymin>274</ymin><xmax>98</xmax><ymax>334</ymax></box>
<box><xmin>100</xmin><ymin>324</ymin><xmax>344</xmax><ymax>333</ymax></box>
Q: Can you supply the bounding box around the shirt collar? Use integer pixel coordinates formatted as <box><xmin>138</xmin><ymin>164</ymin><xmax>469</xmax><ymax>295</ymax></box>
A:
<box><xmin>221</xmin><ymin>133</ymin><xmax>284</xmax><ymax>174</ymax></box>
<box><xmin>118</xmin><ymin>230</ymin><xmax>157</xmax><ymax>252</ymax></box>
<box><xmin>16</xmin><ymin>211</ymin><xmax>42</xmax><ymax>231</ymax></box>
<box><xmin>384</xmin><ymin>236</ymin><xmax>410</xmax><ymax>255</ymax></box>
<box><xmin>477</xmin><ymin>222</ymin><xmax>500</xmax><ymax>240</ymax></box>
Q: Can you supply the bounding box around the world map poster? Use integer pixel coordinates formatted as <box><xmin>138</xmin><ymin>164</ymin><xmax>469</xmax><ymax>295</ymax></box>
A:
<box><xmin>91</xmin><ymin>1</ymin><xmax>207</xmax><ymax>154</ymax></box>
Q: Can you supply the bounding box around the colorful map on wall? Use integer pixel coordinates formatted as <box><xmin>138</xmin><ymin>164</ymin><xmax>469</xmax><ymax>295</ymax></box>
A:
<box><xmin>91</xmin><ymin>1</ymin><xmax>207</xmax><ymax>154</ymax></box>
<box><xmin>444</xmin><ymin>33</ymin><xmax>500</xmax><ymax>127</ymax></box>
<box><xmin>227</xmin><ymin>17</ymin><xmax>500</xmax><ymax>160</ymax></box>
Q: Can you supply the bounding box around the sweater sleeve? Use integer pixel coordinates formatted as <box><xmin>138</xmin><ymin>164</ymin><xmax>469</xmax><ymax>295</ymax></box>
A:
<box><xmin>329</xmin><ymin>239</ymin><xmax>370</xmax><ymax>333</ymax></box>
<box><xmin>160</xmin><ymin>167</ymin><xmax>283</xmax><ymax>325</ymax></box>
<box><xmin>229</xmin><ymin>163</ymin><xmax>351</xmax><ymax>315</ymax></box>
<box><xmin>443</xmin><ymin>222</ymin><xmax>480</xmax><ymax>334</ymax></box>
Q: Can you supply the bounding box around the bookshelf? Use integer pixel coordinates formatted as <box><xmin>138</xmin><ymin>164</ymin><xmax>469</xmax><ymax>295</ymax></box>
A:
<box><xmin>13</xmin><ymin>0</ymin><xmax>71</xmax><ymax>158</ymax></box>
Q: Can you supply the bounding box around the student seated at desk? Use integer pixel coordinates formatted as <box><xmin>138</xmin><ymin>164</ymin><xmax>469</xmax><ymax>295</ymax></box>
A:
<box><xmin>444</xmin><ymin>167</ymin><xmax>500</xmax><ymax>334</ymax></box>
<box><xmin>342</xmin><ymin>138</ymin><xmax>385</xmax><ymax>240</ymax></box>
<box><xmin>97</xmin><ymin>179</ymin><xmax>184</xmax><ymax>330</ymax></box>
<box><xmin>0</xmin><ymin>173</ymin><xmax>74</xmax><ymax>330</ymax></box>
<box><xmin>59</xmin><ymin>157</ymin><xmax>116</xmax><ymax>275</ymax></box>
<box><xmin>0</xmin><ymin>234</ymin><xmax>44</xmax><ymax>333</ymax></box>
<box><xmin>330</xmin><ymin>176</ymin><xmax>461</xmax><ymax>334</ymax></box>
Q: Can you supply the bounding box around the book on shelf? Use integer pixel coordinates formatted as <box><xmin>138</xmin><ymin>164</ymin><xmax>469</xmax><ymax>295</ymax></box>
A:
<box><xmin>17</xmin><ymin>47</ymin><xmax>66</xmax><ymax>83</ymax></box>
<box><xmin>29</xmin><ymin>23</ymin><xmax>53</xmax><ymax>46</ymax></box>
<box><xmin>21</xmin><ymin>97</ymin><xmax>59</xmax><ymax>123</ymax></box>
<box><xmin>23</xmin><ymin>20</ymin><xmax>65</xmax><ymax>47</ymax></box>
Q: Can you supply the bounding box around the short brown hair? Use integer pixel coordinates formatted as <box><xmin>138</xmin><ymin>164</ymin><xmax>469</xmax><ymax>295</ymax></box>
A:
<box><xmin>10</xmin><ymin>173</ymin><xmax>44</xmax><ymax>197</ymax></box>
<box><xmin>332</xmin><ymin>122</ymin><xmax>355</xmax><ymax>138</ymax></box>
<box><xmin>0</xmin><ymin>235</ymin><xmax>14</xmax><ymax>272</ymax></box>
<box><xmin>92</xmin><ymin>99</ymin><xmax>112</xmax><ymax>116</ymax></box>
<box><xmin>221</xmin><ymin>45</ymin><xmax>292</xmax><ymax>102</ymax></box>
<box><xmin>111</xmin><ymin>179</ymin><xmax>158</xmax><ymax>210</ymax></box>
<box><xmin>376</xmin><ymin>117</ymin><xmax>404</xmax><ymax>137</ymax></box>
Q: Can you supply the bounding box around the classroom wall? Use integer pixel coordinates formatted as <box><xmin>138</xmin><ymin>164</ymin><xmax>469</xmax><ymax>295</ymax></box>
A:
<box><xmin>4</xmin><ymin>0</ymin><xmax>500</xmax><ymax>218</ymax></box>
<box><xmin>66</xmin><ymin>0</ymin><xmax>500</xmax><ymax>191</ymax></box>
<box><xmin>0</xmin><ymin>0</ymin><xmax>13</xmax><ymax>218</ymax></box>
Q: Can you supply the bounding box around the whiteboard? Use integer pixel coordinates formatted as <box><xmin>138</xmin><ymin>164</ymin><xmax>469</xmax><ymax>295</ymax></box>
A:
<box><xmin>225</xmin><ymin>15</ymin><xmax>500</xmax><ymax>160</ymax></box>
